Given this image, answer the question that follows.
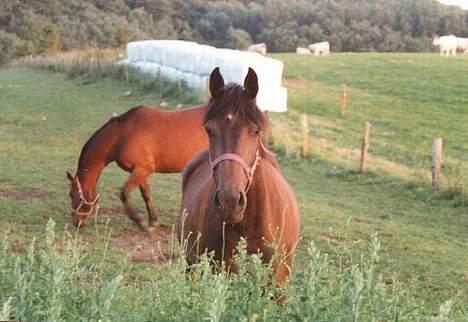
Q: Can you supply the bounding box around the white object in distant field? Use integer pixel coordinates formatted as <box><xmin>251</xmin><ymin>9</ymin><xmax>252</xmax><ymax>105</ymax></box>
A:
<box><xmin>123</xmin><ymin>40</ymin><xmax>287</xmax><ymax>112</ymax></box>
<box><xmin>308</xmin><ymin>41</ymin><xmax>330</xmax><ymax>56</ymax></box>
<box><xmin>247</xmin><ymin>43</ymin><xmax>267</xmax><ymax>55</ymax></box>
<box><xmin>456</xmin><ymin>37</ymin><xmax>468</xmax><ymax>54</ymax></box>
<box><xmin>433</xmin><ymin>35</ymin><xmax>457</xmax><ymax>56</ymax></box>
<box><xmin>296</xmin><ymin>47</ymin><xmax>311</xmax><ymax>54</ymax></box>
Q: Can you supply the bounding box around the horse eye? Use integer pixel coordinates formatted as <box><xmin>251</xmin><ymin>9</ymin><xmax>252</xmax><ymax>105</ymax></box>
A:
<box><xmin>252</xmin><ymin>128</ymin><xmax>261</xmax><ymax>135</ymax></box>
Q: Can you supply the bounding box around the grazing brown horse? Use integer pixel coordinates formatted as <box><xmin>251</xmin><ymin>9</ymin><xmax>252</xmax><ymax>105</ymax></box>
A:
<box><xmin>67</xmin><ymin>105</ymin><xmax>208</xmax><ymax>230</ymax></box>
<box><xmin>178</xmin><ymin>68</ymin><xmax>300</xmax><ymax>286</ymax></box>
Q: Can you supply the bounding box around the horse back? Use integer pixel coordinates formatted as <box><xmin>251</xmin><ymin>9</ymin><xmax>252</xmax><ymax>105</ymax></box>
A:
<box><xmin>112</xmin><ymin>105</ymin><xmax>208</xmax><ymax>172</ymax></box>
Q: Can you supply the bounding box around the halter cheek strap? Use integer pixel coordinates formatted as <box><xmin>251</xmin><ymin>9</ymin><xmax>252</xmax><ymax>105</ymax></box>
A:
<box><xmin>71</xmin><ymin>178</ymin><xmax>100</xmax><ymax>216</ymax></box>
<box><xmin>209</xmin><ymin>135</ymin><xmax>274</xmax><ymax>193</ymax></box>
<box><xmin>210</xmin><ymin>149</ymin><xmax>260</xmax><ymax>192</ymax></box>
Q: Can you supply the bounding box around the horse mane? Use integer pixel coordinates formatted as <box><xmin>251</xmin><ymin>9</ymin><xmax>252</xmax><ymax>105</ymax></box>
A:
<box><xmin>77</xmin><ymin>106</ymin><xmax>144</xmax><ymax>170</ymax></box>
<box><xmin>204</xmin><ymin>84</ymin><xmax>267</xmax><ymax>131</ymax></box>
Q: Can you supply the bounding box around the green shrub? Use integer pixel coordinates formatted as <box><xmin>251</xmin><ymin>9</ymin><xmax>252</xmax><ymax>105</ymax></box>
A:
<box><xmin>1</xmin><ymin>220</ymin><xmax>465</xmax><ymax>321</ymax></box>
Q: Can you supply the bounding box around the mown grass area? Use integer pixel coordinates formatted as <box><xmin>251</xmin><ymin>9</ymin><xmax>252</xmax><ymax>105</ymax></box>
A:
<box><xmin>273</xmin><ymin>53</ymin><xmax>468</xmax><ymax>185</ymax></box>
<box><xmin>0</xmin><ymin>54</ymin><xmax>467</xmax><ymax>320</ymax></box>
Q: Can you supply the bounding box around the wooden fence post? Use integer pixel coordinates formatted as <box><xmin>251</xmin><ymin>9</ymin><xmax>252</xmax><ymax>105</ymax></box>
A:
<box><xmin>124</xmin><ymin>64</ymin><xmax>129</xmax><ymax>83</ymax></box>
<box><xmin>360</xmin><ymin>121</ymin><xmax>371</xmax><ymax>173</ymax></box>
<box><xmin>157</xmin><ymin>67</ymin><xmax>162</xmax><ymax>100</ymax></box>
<box><xmin>341</xmin><ymin>84</ymin><xmax>348</xmax><ymax>117</ymax></box>
<box><xmin>432</xmin><ymin>138</ymin><xmax>443</xmax><ymax>191</ymax></box>
<box><xmin>300</xmin><ymin>114</ymin><xmax>309</xmax><ymax>158</ymax></box>
<box><xmin>177</xmin><ymin>78</ymin><xmax>182</xmax><ymax>99</ymax></box>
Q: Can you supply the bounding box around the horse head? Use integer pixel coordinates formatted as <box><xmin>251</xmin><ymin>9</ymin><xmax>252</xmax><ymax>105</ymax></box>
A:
<box><xmin>67</xmin><ymin>171</ymin><xmax>99</xmax><ymax>227</ymax></box>
<box><xmin>204</xmin><ymin>67</ymin><xmax>268</xmax><ymax>224</ymax></box>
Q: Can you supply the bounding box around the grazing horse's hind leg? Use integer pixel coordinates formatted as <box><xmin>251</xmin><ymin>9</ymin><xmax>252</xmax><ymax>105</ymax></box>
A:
<box><xmin>139</xmin><ymin>182</ymin><xmax>158</xmax><ymax>227</ymax></box>
<box><xmin>120</xmin><ymin>169</ymin><xmax>149</xmax><ymax>231</ymax></box>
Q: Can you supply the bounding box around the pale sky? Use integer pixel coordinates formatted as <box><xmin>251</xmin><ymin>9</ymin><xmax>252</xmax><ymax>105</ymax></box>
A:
<box><xmin>437</xmin><ymin>0</ymin><xmax>468</xmax><ymax>9</ymax></box>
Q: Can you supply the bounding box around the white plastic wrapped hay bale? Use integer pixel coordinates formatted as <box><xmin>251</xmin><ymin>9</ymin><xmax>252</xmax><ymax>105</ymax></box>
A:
<box><xmin>192</xmin><ymin>45</ymin><xmax>218</xmax><ymax>77</ymax></box>
<box><xmin>256</xmin><ymin>86</ymin><xmax>288</xmax><ymax>112</ymax></box>
<box><xmin>160</xmin><ymin>65</ymin><xmax>179</xmax><ymax>81</ymax></box>
<box><xmin>160</xmin><ymin>41</ymin><xmax>191</xmax><ymax>69</ymax></box>
<box><xmin>132</xmin><ymin>62</ymin><xmax>150</xmax><ymax>76</ymax></box>
<box><xmin>146</xmin><ymin>42</ymin><xmax>162</xmax><ymax>64</ymax></box>
<box><xmin>177</xmin><ymin>45</ymin><xmax>198</xmax><ymax>73</ymax></box>
<box><xmin>140</xmin><ymin>41</ymin><xmax>155</xmax><ymax>62</ymax></box>
<box><xmin>175</xmin><ymin>69</ymin><xmax>184</xmax><ymax>82</ymax></box>
<box><xmin>183</xmin><ymin>73</ymin><xmax>204</xmax><ymax>90</ymax></box>
<box><xmin>122</xmin><ymin>40</ymin><xmax>288</xmax><ymax>112</ymax></box>
<box><xmin>255</xmin><ymin>56</ymin><xmax>284</xmax><ymax>89</ymax></box>
<box><xmin>126</xmin><ymin>42</ymin><xmax>142</xmax><ymax>62</ymax></box>
<box><xmin>182</xmin><ymin>72</ymin><xmax>195</xmax><ymax>88</ymax></box>
<box><xmin>215</xmin><ymin>49</ymin><xmax>246</xmax><ymax>84</ymax></box>
<box><xmin>140</xmin><ymin>40</ymin><xmax>153</xmax><ymax>62</ymax></box>
<box><xmin>194</xmin><ymin>45</ymin><xmax>217</xmax><ymax>75</ymax></box>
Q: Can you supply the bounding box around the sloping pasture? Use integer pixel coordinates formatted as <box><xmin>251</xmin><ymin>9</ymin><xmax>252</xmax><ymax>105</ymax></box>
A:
<box><xmin>0</xmin><ymin>53</ymin><xmax>467</xmax><ymax>319</ymax></box>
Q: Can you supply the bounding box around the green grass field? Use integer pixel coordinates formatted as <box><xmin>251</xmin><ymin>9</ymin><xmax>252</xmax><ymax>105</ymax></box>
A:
<box><xmin>0</xmin><ymin>53</ymin><xmax>467</xmax><ymax>319</ymax></box>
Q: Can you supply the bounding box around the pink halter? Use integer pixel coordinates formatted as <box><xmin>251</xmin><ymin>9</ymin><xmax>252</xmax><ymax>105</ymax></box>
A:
<box><xmin>209</xmin><ymin>136</ymin><xmax>274</xmax><ymax>192</ymax></box>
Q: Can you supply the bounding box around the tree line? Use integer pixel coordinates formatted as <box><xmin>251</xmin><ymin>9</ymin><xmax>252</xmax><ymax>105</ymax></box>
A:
<box><xmin>1</xmin><ymin>0</ymin><xmax>468</xmax><ymax>64</ymax></box>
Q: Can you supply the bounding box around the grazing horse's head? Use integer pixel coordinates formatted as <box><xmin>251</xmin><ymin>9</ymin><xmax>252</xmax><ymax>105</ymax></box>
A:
<box><xmin>204</xmin><ymin>67</ymin><xmax>268</xmax><ymax>223</ymax></box>
<box><xmin>66</xmin><ymin>171</ymin><xmax>99</xmax><ymax>227</ymax></box>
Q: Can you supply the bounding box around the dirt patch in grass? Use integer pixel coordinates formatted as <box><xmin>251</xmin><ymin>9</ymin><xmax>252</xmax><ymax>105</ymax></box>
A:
<box><xmin>0</xmin><ymin>187</ymin><xmax>49</xmax><ymax>200</ymax></box>
<box><xmin>113</xmin><ymin>223</ymin><xmax>177</xmax><ymax>265</ymax></box>
<box><xmin>110</xmin><ymin>210</ymin><xmax>179</xmax><ymax>265</ymax></box>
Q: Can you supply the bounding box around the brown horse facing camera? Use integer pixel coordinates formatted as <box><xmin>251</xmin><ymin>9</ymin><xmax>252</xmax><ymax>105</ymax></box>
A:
<box><xmin>67</xmin><ymin>105</ymin><xmax>208</xmax><ymax>230</ymax></box>
<box><xmin>178</xmin><ymin>68</ymin><xmax>300</xmax><ymax>286</ymax></box>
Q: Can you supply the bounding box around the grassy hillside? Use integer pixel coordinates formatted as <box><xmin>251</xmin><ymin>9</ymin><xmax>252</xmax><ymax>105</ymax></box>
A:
<box><xmin>0</xmin><ymin>53</ymin><xmax>467</xmax><ymax>319</ymax></box>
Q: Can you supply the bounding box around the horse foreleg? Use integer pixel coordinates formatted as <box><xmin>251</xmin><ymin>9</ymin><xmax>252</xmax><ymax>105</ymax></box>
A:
<box><xmin>120</xmin><ymin>172</ymin><xmax>147</xmax><ymax>231</ymax></box>
<box><xmin>139</xmin><ymin>181</ymin><xmax>158</xmax><ymax>227</ymax></box>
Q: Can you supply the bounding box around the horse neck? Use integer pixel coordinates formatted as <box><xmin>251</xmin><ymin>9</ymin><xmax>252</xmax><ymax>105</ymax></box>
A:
<box><xmin>76</xmin><ymin>125</ymin><xmax>114</xmax><ymax>200</ymax></box>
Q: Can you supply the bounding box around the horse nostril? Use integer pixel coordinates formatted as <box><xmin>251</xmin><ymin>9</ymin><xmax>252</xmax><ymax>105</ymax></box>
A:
<box><xmin>238</xmin><ymin>192</ymin><xmax>246</xmax><ymax>209</ymax></box>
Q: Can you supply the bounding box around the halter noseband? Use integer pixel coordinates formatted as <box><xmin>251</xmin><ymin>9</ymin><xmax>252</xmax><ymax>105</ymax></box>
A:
<box><xmin>71</xmin><ymin>177</ymin><xmax>100</xmax><ymax>217</ymax></box>
<box><xmin>209</xmin><ymin>135</ymin><xmax>274</xmax><ymax>192</ymax></box>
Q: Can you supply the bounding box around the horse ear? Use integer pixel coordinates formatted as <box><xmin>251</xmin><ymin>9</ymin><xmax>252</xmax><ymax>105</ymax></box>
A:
<box><xmin>67</xmin><ymin>171</ymin><xmax>74</xmax><ymax>182</ymax></box>
<box><xmin>243</xmin><ymin>67</ymin><xmax>259</xmax><ymax>99</ymax></box>
<box><xmin>209</xmin><ymin>67</ymin><xmax>224</xmax><ymax>98</ymax></box>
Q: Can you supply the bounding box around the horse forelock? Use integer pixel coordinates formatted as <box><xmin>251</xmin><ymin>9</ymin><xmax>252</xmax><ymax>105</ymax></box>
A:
<box><xmin>204</xmin><ymin>84</ymin><xmax>267</xmax><ymax>130</ymax></box>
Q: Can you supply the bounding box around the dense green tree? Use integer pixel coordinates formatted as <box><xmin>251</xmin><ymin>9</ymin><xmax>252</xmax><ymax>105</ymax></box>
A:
<box><xmin>231</xmin><ymin>28</ymin><xmax>253</xmax><ymax>49</ymax></box>
<box><xmin>1</xmin><ymin>0</ymin><xmax>468</xmax><ymax>64</ymax></box>
<box><xmin>39</xmin><ymin>25</ymin><xmax>61</xmax><ymax>54</ymax></box>
<box><xmin>0</xmin><ymin>31</ymin><xmax>19</xmax><ymax>64</ymax></box>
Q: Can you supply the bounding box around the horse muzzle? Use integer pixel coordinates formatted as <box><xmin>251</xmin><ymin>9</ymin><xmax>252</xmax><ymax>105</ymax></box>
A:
<box><xmin>71</xmin><ymin>213</ymin><xmax>88</xmax><ymax>227</ymax></box>
<box><xmin>214</xmin><ymin>189</ymin><xmax>247</xmax><ymax>223</ymax></box>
